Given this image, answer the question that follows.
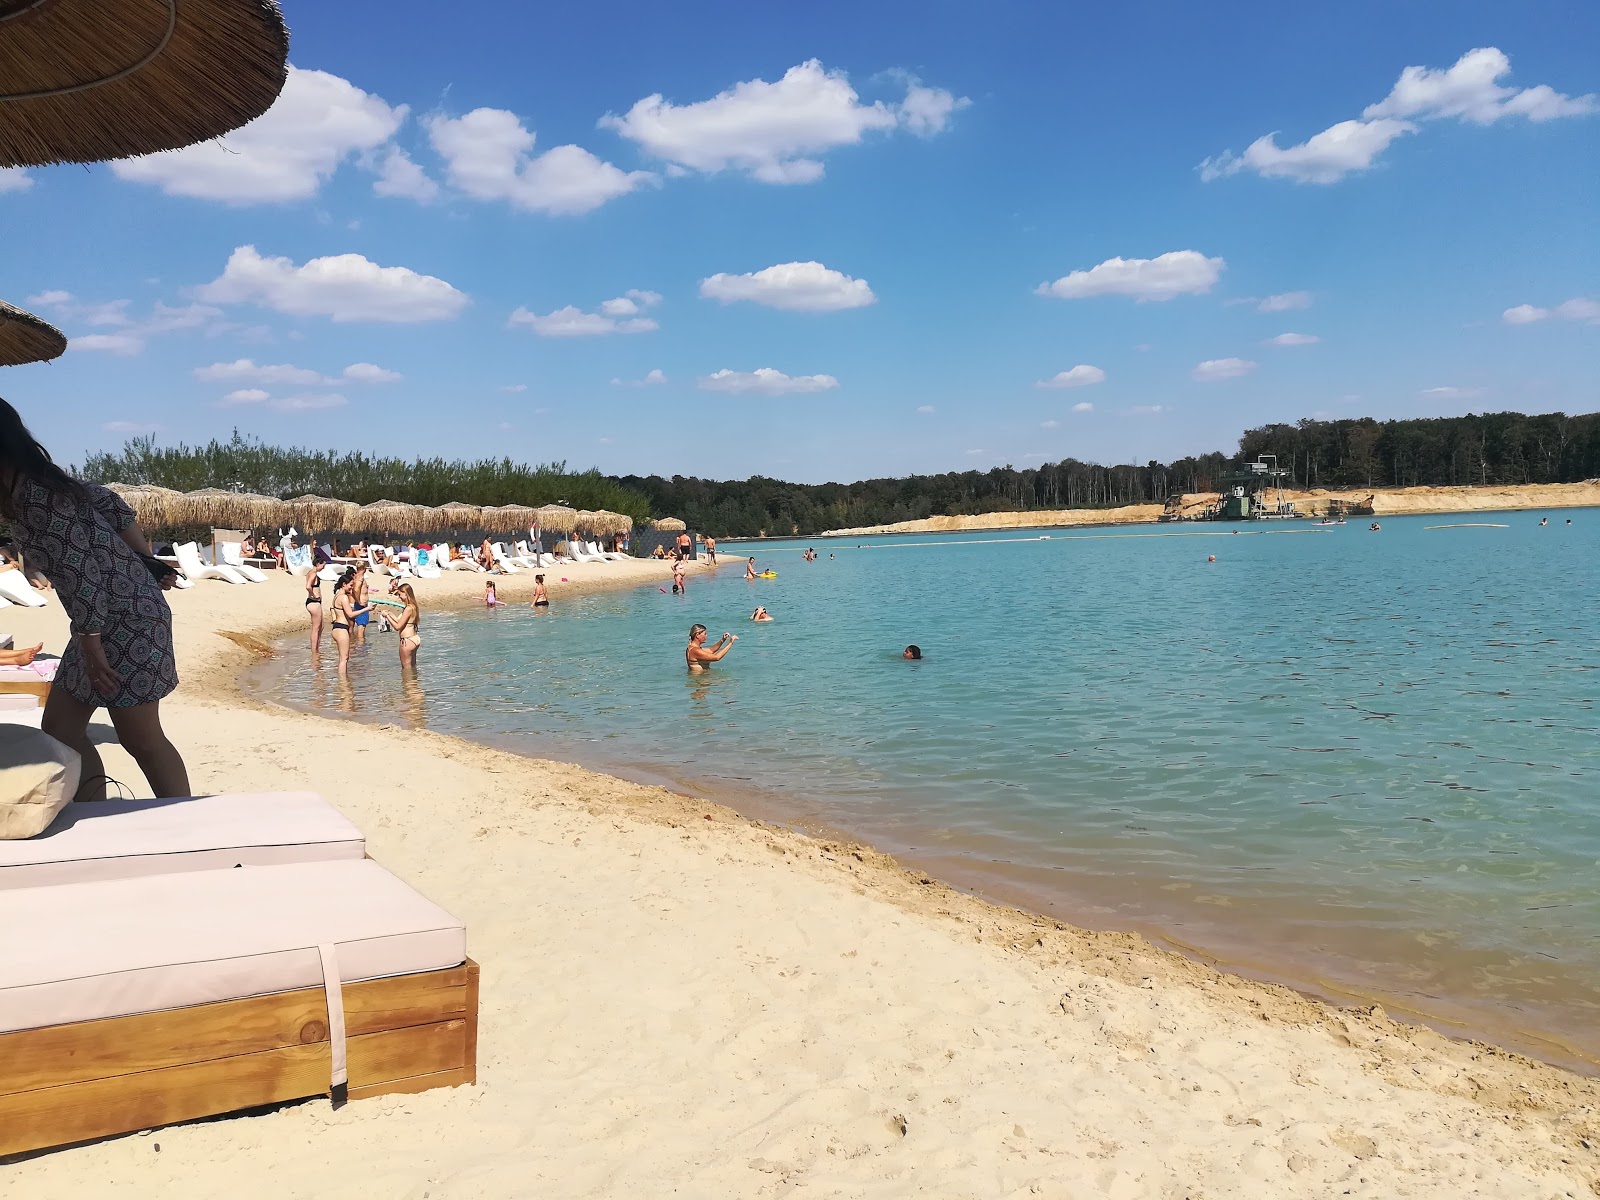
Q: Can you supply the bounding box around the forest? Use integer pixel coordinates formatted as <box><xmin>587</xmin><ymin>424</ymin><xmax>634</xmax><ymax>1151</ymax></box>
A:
<box><xmin>80</xmin><ymin>411</ymin><xmax>1599</xmax><ymax>539</ymax></box>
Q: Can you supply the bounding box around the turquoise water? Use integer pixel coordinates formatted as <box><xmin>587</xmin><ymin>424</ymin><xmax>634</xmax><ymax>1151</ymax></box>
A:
<box><xmin>260</xmin><ymin>511</ymin><xmax>1600</xmax><ymax>1066</ymax></box>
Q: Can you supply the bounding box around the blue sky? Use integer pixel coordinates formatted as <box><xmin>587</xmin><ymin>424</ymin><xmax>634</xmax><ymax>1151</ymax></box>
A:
<box><xmin>2</xmin><ymin>0</ymin><xmax>1596</xmax><ymax>483</ymax></box>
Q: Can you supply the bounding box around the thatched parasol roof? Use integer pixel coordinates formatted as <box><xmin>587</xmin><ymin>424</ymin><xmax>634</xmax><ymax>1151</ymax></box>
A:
<box><xmin>350</xmin><ymin>498</ymin><xmax>426</xmax><ymax>535</ymax></box>
<box><xmin>590</xmin><ymin>509</ymin><xmax>633</xmax><ymax>535</ymax></box>
<box><xmin>481</xmin><ymin>503</ymin><xmax>536</xmax><ymax>535</ymax></box>
<box><xmin>533</xmin><ymin>503</ymin><xmax>576</xmax><ymax>529</ymax></box>
<box><xmin>431</xmin><ymin>501</ymin><xmax>485</xmax><ymax>530</ymax></box>
<box><xmin>284</xmin><ymin>494</ymin><xmax>357</xmax><ymax>530</ymax></box>
<box><xmin>0</xmin><ymin>0</ymin><xmax>290</xmax><ymax>169</ymax></box>
<box><xmin>571</xmin><ymin>509</ymin><xmax>603</xmax><ymax>534</ymax></box>
<box><xmin>170</xmin><ymin>486</ymin><xmax>286</xmax><ymax>529</ymax></box>
<box><xmin>651</xmin><ymin>516</ymin><xmax>687</xmax><ymax>532</ymax></box>
<box><xmin>104</xmin><ymin>482</ymin><xmax>182</xmax><ymax>528</ymax></box>
<box><xmin>0</xmin><ymin>297</ymin><xmax>67</xmax><ymax>366</ymax></box>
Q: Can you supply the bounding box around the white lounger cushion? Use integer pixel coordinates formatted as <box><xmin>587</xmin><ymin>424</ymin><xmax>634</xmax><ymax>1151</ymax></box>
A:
<box><xmin>0</xmin><ymin>859</ymin><xmax>465</xmax><ymax>1034</ymax></box>
<box><xmin>0</xmin><ymin>791</ymin><xmax>364</xmax><ymax>890</ymax></box>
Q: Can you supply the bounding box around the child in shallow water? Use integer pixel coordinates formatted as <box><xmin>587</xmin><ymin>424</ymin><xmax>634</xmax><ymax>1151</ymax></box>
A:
<box><xmin>484</xmin><ymin>579</ymin><xmax>499</xmax><ymax>607</ymax></box>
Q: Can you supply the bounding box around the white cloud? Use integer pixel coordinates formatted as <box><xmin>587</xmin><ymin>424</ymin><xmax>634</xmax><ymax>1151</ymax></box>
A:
<box><xmin>72</xmin><ymin>334</ymin><xmax>143</xmax><ymax>355</ymax></box>
<box><xmin>700</xmin><ymin>261</ymin><xmax>875</xmax><ymax>312</ymax></box>
<box><xmin>372</xmin><ymin>148</ymin><xmax>440</xmax><ymax>203</ymax></box>
<box><xmin>1203</xmin><ymin>48</ymin><xmax>1594</xmax><ymax>185</ymax></box>
<box><xmin>103</xmin><ymin>420</ymin><xmax>158</xmax><ymax>434</ymax></box>
<box><xmin>1037</xmin><ymin>251</ymin><xmax>1223</xmax><ymax>301</ymax></box>
<box><xmin>1265</xmin><ymin>332</ymin><xmax>1320</xmax><ymax>346</ymax></box>
<box><xmin>1502</xmin><ymin>298</ymin><xmax>1600</xmax><ymax>326</ymax></box>
<box><xmin>339</xmin><ymin>362</ymin><xmax>403</xmax><ymax>383</ymax></box>
<box><xmin>698</xmin><ymin>368</ymin><xmax>839</xmax><ymax>395</ymax></box>
<box><xmin>1364</xmin><ymin>47</ymin><xmax>1597</xmax><ymax>125</ymax></box>
<box><xmin>0</xmin><ymin>167</ymin><xmax>33</xmax><ymax>194</ymax></box>
<box><xmin>426</xmin><ymin>108</ymin><xmax>653</xmax><ymax>215</ymax></box>
<box><xmin>600</xmin><ymin>59</ymin><xmax>965</xmax><ymax>183</ymax></box>
<box><xmin>1259</xmin><ymin>291</ymin><xmax>1312</xmax><ymax>312</ymax></box>
<box><xmin>1035</xmin><ymin>364</ymin><xmax>1106</xmax><ymax>389</ymax></box>
<box><xmin>198</xmin><ymin>360</ymin><xmax>324</xmax><ymax>386</ymax></box>
<box><xmin>599</xmin><ymin>290</ymin><xmax>663</xmax><ymax>317</ymax></box>
<box><xmin>1200</xmin><ymin>118</ymin><xmax>1414</xmax><ymax>185</ymax></box>
<box><xmin>1421</xmin><ymin>386</ymin><xmax>1484</xmax><ymax>398</ymax></box>
<box><xmin>1040</xmin><ymin>419</ymin><xmax>1059</xmax><ymax>429</ymax></box>
<box><xmin>219</xmin><ymin>388</ymin><xmax>348</xmax><ymax>412</ymax></box>
<box><xmin>612</xmin><ymin>368</ymin><xmax>668</xmax><ymax>387</ymax></box>
<box><xmin>1071</xmin><ymin>402</ymin><xmax>1094</xmax><ymax>414</ymax></box>
<box><xmin>1192</xmin><ymin>357</ymin><xmax>1257</xmax><ymax>381</ymax></box>
<box><xmin>111</xmin><ymin>66</ymin><xmax>406</xmax><ymax>202</ymax></box>
<box><xmin>508</xmin><ymin>296</ymin><xmax>659</xmax><ymax>336</ymax></box>
<box><xmin>1127</xmin><ymin>405</ymin><xmax>1170</xmax><ymax>415</ymax></box>
<box><xmin>25</xmin><ymin>289</ymin><xmax>71</xmax><ymax>307</ymax></box>
<box><xmin>198</xmin><ymin>245</ymin><xmax>467</xmax><ymax>323</ymax></box>
<box><xmin>915</xmin><ymin>404</ymin><xmax>935</xmax><ymax>414</ymax></box>
<box><xmin>499</xmin><ymin>384</ymin><xmax>528</xmax><ymax>394</ymax></box>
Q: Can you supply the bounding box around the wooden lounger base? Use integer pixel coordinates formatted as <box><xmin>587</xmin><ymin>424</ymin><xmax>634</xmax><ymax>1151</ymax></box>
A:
<box><xmin>0</xmin><ymin>959</ymin><xmax>478</xmax><ymax>1158</ymax></box>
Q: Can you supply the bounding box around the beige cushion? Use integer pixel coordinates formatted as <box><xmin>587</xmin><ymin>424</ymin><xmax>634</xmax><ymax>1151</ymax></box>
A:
<box><xmin>0</xmin><ymin>726</ymin><xmax>80</xmax><ymax>841</ymax></box>
<box><xmin>0</xmin><ymin>791</ymin><xmax>364</xmax><ymax>889</ymax></box>
<box><xmin>0</xmin><ymin>859</ymin><xmax>465</xmax><ymax>1034</ymax></box>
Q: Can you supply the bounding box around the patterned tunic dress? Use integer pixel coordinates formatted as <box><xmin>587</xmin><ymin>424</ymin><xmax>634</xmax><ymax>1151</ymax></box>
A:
<box><xmin>12</xmin><ymin>480</ymin><xmax>178</xmax><ymax>708</ymax></box>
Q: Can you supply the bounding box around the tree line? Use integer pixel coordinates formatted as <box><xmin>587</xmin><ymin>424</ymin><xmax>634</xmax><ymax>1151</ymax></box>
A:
<box><xmin>78</xmin><ymin>433</ymin><xmax>654</xmax><ymax>525</ymax></box>
<box><xmin>78</xmin><ymin>411</ymin><xmax>1599</xmax><ymax>540</ymax></box>
<box><xmin>620</xmin><ymin>411</ymin><xmax>1600</xmax><ymax>537</ymax></box>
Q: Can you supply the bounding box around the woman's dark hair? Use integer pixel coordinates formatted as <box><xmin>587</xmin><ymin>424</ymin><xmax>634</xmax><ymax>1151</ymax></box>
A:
<box><xmin>0</xmin><ymin>397</ymin><xmax>88</xmax><ymax>519</ymax></box>
<box><xmin>905</xmin><ymin>644</ymin><xmax>923</xmax><ymax>659</ymax></box>
<box><xmin>336</xmin><ymin>567</ymin><xmax>356</xmax><ymax>591</ymax></box>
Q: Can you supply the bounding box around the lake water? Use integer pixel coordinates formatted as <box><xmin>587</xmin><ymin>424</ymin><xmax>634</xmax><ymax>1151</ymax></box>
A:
<box><xmin>254</xmin><ymin>511</ymin><xmax>1600</xmax><ymax>1068</ymax></box>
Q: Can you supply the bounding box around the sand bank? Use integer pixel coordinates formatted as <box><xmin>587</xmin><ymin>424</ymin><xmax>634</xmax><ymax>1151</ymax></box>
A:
<box><xmin>5</xmin><ymin>561</ymin><xmax>1599</xmax><ymax>1197</ymax></box>
<box><xmin>820</xmin><ymin>480</ymin><xmax>1600</xmax><ymax>537</ymax></box>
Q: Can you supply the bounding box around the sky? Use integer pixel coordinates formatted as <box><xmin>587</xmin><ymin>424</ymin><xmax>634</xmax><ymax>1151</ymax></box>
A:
<box><xmin>2</xmin><ymin>0</ymin><xmax>1596</xmax><ymax>484</ymax></box>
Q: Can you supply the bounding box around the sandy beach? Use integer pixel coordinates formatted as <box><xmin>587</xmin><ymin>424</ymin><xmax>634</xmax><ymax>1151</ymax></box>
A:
<box><xmin>5</xmin><ymin>559</ymin><xmax>1599</xmax><ymax>1198</ymax></box>
<box><xmin>821</xmin><ymin>481</ymin><xmax>1600</xmax><ymax>538</ymax></box>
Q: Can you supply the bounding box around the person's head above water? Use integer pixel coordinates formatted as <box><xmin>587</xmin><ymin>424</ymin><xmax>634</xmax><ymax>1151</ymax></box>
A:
<box><xmin>689</xmin><ymin>623</ymin><xmax>708</xmax><ymax>644</ymax></box>
<box><xmin>903</xmin><ymin>644</ymin><xmax>922</xmax><ymax>660</ymax></box>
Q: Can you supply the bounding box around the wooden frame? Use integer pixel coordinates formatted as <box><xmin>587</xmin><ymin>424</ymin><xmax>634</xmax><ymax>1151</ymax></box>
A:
<box><xmin>0</xmin><ymin>958</ymin><xmax>478</xmax><ymax>1158</ymax></box>
<box><xmin>0</xmin><ymin>678</ymin><xmax>49</xmax><ymax>703</ymax></box>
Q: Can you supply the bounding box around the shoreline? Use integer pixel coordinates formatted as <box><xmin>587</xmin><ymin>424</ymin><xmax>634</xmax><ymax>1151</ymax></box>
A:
<box><xmin>8</xmin><ymin>563</ymin><xmax>1600</xmax><ymax>1195</ymax></box>
<box><xmin>808</xmin><ymin>481</ymin><xmax>1600</xmax><ymax>538</ymax></box>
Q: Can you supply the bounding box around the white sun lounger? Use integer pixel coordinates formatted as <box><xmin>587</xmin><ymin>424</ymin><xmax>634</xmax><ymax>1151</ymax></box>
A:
<box><xmin>591</xmin><ymin>541</ymin><xmax>628</xmax><ymax>562</ymax></box>
<box><xmin>0</xmin><ymin>571</ymin><xmax>47</xmax><ymax>606</ymax></box>
<box><xmin>490</xmin><ymin>543</ymin><xmax>521</xmax><ymax>572</ymax></box>
<box><xmin>176</xmin><ymin>541</ymin><xmax>249</xmax><ymax>585</ymax></box>
<box><xmin>216</xmin><ymin>542</ymin><xmax>269</xmax><ymax>583</ymax></box>
<box><xmin>0</xmin><ymin>859</ymin><xmax>478</xmax><ymax>1155</ymax></box>
<box><xmin>0</xmin><ymin>791</ymin><xmax>365</xmax><ymax>890</ymax></box>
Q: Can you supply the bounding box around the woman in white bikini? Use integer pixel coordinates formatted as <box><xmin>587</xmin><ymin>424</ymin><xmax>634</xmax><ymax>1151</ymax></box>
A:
<box><xmin>387</xmin><ymin>583</ymin><xmax>422</xmax><ymax>668</ymax></box>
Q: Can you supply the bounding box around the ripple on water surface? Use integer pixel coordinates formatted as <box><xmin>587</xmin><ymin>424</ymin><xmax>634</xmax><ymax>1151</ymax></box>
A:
<box><xmin>257</xmin><ymin>512</ymin><xmax>1600</xmax><ymax>1068</ymax></box>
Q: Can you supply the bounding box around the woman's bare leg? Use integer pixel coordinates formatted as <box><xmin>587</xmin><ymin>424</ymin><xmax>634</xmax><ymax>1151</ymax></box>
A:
<box><xmin>333</xmin><ymin>626</ymin><xmax>351</xmax><ymax>673</ymax></box>
<box><xmin>309</xmin><ymin>602</ymin><xmax>323</xmax><ymax>653</ymax></box>
<box><xmin>41</xmin><ymin>688</ymin><xmax>108</xmax><ymax>801</ymax></box>
<box><xmin>107</xmin><ymin>702</ymin><xmax>190</xmax><ymax>798</ymax></box>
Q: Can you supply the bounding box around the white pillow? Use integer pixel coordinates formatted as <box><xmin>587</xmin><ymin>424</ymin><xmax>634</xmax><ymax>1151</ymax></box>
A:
<box><xmin>0</xmin><ymin>725</ymin><xmax>81</xmax><ymax>840</ymax></box>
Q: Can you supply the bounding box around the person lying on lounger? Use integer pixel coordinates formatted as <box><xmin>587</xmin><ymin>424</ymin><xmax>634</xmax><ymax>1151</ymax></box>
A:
<box><xmin>0</xmin><ymin>642</ymin><xmax>44</xmax><ymax>666</ymax></box>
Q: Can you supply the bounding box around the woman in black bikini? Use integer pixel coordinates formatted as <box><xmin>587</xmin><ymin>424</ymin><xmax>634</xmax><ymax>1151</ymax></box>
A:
<box><xmin>305</xmin><ymin>566</ymin><xmax>324</xmax><ymax>653</ymax></box>
<box><xmin>531</xmin><ymin>574</ymin><xmax>550</xmax><ymax>608</ymax></box>
<box><xmin>330</xmin><ymin>568</ymin><xmax>369</xmax><ymax>674</ymax></box>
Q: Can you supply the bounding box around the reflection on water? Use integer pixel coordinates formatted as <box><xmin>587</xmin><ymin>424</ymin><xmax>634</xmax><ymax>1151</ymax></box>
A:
<box><xmin>252</xmin><ymin>511</ymin><xmax>1600</xmax><ymax>1069</ymax></box>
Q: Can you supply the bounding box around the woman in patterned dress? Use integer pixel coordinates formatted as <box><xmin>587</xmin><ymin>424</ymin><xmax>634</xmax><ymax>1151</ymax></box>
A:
<box><xmin>0</xmin><ymin>400</ymin><xmax>189</xmax><ymax>800</ymax></box>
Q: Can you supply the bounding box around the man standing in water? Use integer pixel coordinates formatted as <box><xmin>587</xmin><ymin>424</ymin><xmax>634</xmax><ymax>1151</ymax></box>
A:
<box><xmin>686</xmin><ymin>624</ymin><xmax>736</xmax><ymax>671</ymax></box>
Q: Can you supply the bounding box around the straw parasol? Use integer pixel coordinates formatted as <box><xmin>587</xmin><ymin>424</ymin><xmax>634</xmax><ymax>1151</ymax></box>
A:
<box><xmin>481</xmin><ymin>503</ymin><xmax>536</xmax><ymax>535</ymax></box>
<box><xmin>591</xmin><ymin>509</ymin><xmax>633</xmax><ymax>536</ymax></box>
<box><xmin>533</xmin><ymin>503</ymin><xmax>576</xmax><ymax>530</ymax></box>
<box><xmin>571</xmin><ymin>509</ymin><xmax>602</xmax><ymax>535</ymax></box>
<box><xmin>170</xmin><ymin>486</ymin><xmax>286</xmax><ymax>530</ymax></box>
<box><xmin>284</xmin><ymin>494</ymin><xmax>357</xmax><ymax>531</ymax></box>
<box><xmin>651</xmin><ymin>516</ymin><xmax>687</xmax><ymax>532</ymax></box>
<box><xmin>0</xmin><ymin>297</ymin><xmax>67</xmax><ymax>366</ymax></box>
<box><xmin>350</xmin><ymin>498</ymin><xmax>426</xmax><ymax>536</ymax></box>
<box><xmin>431</xmin><ymin>501</ymin><xmax>485</xmax><ymax>531</ymax></box>
<box><xmin>0</xmin><ymin>0</ymin><xmax>290</xmax><ymax>169</ymax></box>
<box><xmin>104</xmin><ymin>482</ymin><xmax>183</xmax><ymax>528</ymax></box>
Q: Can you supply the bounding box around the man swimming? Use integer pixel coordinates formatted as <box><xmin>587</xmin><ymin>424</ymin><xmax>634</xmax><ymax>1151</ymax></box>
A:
<box><xmin>751</xmin><ymin>607</ymin><xmax>772</xmax><ymax>621</ymax></box>
<box><xmin>686</xmin><ymin>624</ymin><xmax>737</xmax><ymax>671</ymax></box>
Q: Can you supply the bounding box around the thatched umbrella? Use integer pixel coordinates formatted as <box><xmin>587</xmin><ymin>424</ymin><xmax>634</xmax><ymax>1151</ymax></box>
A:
<box><xmin>171</xmin><ymin>486</ymin><xmax>286</xmax><ymax>530</ymax></box>
<box><xmin>0</xmin><ymin>0</ymin><xmax>290</xmax><ymax>169</ymax></box>
<box><xmin>571</xmin><ymin>509</ymin><xmax>602</xmax><ymax>535</ymax></box>
<box><xmin>0</xmin><ymin>297</ymin><xmax>67</xmax><ymax>366</ymax></box>
<box><xmin>104</xmin><ymin>482</ymin><xmax>183</xmax><ymax>529</ymax></box>
<box><xmin>591</xmin><ymin>509</ymin><xmax>633</xmax><ymax>536</ymax></box>
<box><xmin>651</xmin><ymin>516</ymin><xmax>687</xmax><ymax>532</ymax></box>
<box><xmin>350</xmin><ymin>498</ymin><xmax>425</xmax><ymax>536</ymax></box>
<box><xmin>431</xmin><ymin>501</ymin><xmax>485</xmax><ymax>531</ymax></box>
<box><xmin>284</xmin><ymin>494</ymin><xmax>358</xmax><ymax>531</ymax></box>
<box><xmin>481</xmin><ymin>504</ymin><xmax>536</xmax><ymax>535</ymax></box>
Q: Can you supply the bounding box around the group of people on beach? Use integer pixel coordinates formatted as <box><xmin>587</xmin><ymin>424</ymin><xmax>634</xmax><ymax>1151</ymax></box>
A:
<box><xmin>305</xmin><ymin>560</ymin><xmax>421</xmax><ymax>674</ymax></box>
